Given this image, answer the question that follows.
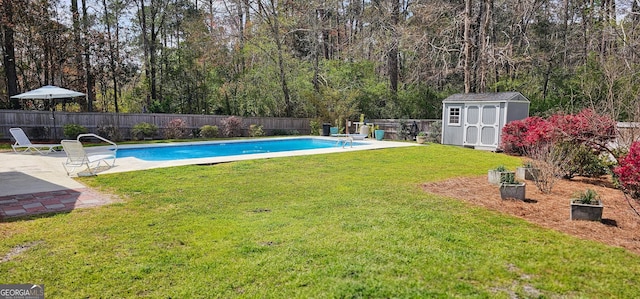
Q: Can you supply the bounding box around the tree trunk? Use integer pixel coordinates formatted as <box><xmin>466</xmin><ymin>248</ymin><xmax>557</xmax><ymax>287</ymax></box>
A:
<box><xmin>71</xmin><ymin>0</ymin><xmax>84</xmax><ymax>107</ymax></box>
<box><xmin>102</xmin><ymin>0</ymin><xmax>119</xmax><ymax>112</ymax></box>
<box><xmin>138</xmin><ymin>0</ymin><xmax>152</xmax><ymax>109</ymax></box>
<box><xmin>2</xmin><ymin>0</ymin><xmax>19</xmax><ymax>108</ymax></box>
<box><xmin>259</xmin><ymin>0</ymin><xmax>293</xmax><ymax>117</ymax></box>
<box><xmin>389</xmin><ymin>0</ymin><xmax>400</xmax><ymax>95</ymax></box>
<box><xmin>81</xmin><ymin>0</ymin><xmax>95</xmax><ymax>112</ymax></box>
<box><xmin>463</xmin><ymin>0</ymin><xmax>473</xmax><ymax>93</ymax></box>
<box><xmin>477</xmin><ymin>0</ymin><xmax>492</xmax><ymax>93</ymax></box>
<box><xmin>272</xmin><ymin>7</ymin><xmax>292</xmax><ymax>117</ymax></box>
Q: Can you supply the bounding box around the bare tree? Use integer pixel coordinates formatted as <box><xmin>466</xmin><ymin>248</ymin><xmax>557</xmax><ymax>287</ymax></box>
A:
<box><xmin>525</xmin><ymin>142</ymin><xmax>571</xmax><ymax>194</ymax></box>
<box><xmin>1</xmin><ymin>0</ymin><xmax>20</xmax><ymax>107</ymax></box>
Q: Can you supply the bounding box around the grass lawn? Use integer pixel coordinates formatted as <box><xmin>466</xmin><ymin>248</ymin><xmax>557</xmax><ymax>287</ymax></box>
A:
<box><xmin>2</xmin><ymin>144</ymin><xmax>639</xmax><ymax>297</ymax></box>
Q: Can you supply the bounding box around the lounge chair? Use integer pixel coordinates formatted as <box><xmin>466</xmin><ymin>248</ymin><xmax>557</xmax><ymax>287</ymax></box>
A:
<box><xmin>9</xmin><ymin>127</ymin><xmax>61</xmax><ymax>154</ymax></box>
<box><xmin>61</xmin><ymin>139</ymin><xmax>116</xmax><ymax>176</ymax></box>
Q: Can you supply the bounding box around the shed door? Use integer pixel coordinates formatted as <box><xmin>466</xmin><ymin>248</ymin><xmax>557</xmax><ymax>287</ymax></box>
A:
<box><xmin>463</xmin><ymin>104</ymin><xmax>500</xmax><ymax>148</ymax></box>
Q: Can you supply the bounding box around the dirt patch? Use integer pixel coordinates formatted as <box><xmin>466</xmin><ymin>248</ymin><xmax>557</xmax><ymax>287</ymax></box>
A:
<box><xmin>1</xmin><ymin>241</ymin><xmax>43</xmax><ymax>263</ymax></box>
<box><xmin>422</xmin><ymin>176</ymin><xmax>640</xmax><ymax>255</ymax></box>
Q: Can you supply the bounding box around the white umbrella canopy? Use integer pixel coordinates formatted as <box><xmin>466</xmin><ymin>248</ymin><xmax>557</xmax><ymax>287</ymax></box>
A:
<box><xmin>10</xmin><ymin>85</ymin><xmax>85</xmax><ymax>100</ymax></box>
<box><xmin>10</xmin><ymin>85</ymin><xmax>86</xmax><ymax>139</ymax></box>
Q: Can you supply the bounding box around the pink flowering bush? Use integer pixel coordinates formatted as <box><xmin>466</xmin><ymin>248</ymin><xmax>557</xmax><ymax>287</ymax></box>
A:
<box><xmin>500</xmin><ymin>116</ymin><xmax>554</xmax><ymax>155</ymax></box>
<box><xmin>614</xmin><ymin>142</ymin><xmax>640</xmax><ymax>199</ymax></box>
<box><xmin>501</xmin><ymin>109</ymin><xmax>616</xmax><ymax>155</ymax></box>
<box><xmin>222</xmin><ymin>116</ymin><xmax>243</xmax><ymax>137</ymax></box>
<box><xmin>165</xmin><ymin>118</ymin><xmax>188</xmax><ymax>139</ymax></box>
<box><xmin>549</xmin><ymin>109</ymin><xmax>617</xmax><ymax>151</ymax></box>
<box><xmin>501</xmin><ymin>109</ymin><xmax>616</xmax><ymax>179</ymax></box>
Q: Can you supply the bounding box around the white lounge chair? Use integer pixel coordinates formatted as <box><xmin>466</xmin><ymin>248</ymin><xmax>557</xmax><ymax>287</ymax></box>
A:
<box><xmin>61</xmin><ymin>139</ymin><xmax>116</xmax><ymax>176</ymax></box>
<box><xmin>9</xmin><ymin>127</ymin><xmax>61</xmax><ymax>154</ymax></box>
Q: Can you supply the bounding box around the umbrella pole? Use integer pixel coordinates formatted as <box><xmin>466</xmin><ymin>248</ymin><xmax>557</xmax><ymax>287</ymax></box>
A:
<box><xmin>52</xmin><ymin>108</ymin><xmax>56</xmax><ymax>140</ymax></box>
<box><xmin>50</xmin><ymin>97</ymin><xmax>57</xmax><ymax>140</ymax></box>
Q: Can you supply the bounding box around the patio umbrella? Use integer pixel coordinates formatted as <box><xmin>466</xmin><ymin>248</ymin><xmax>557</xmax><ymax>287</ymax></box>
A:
<box><xmin>10</xmin><ymin>85</ymin><xmax>86</xmax><ymax>139</ymax></box>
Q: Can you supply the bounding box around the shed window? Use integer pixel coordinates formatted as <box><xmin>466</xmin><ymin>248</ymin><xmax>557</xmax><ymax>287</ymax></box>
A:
<box><xmin>448</xmin><ymin>107</ymin><xmax>461</xmax><ymax>125</ymax></box>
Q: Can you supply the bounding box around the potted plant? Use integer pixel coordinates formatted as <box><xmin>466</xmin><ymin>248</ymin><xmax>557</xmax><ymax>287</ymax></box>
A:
<box><xmin>570</xmin><ymin>189</ymin><xmax>603</xmax><ymax>221</ymax></box>
<box><xmin>488</xmin><ymin>165</ymin><xmax>513</xmax><ymax>185</ymax></box>
<box><xmin>499</xmin><ymin>172</ymin><xmax>526</xmax><ymax>200</ymax></box>
<box><xmin>516</xmin><ymin>161</ymin><xmax>539</xmax><ymax>181</ymax></box>
<box><xmin>416</xmin><ymin>131</ymin><xmax>427</xmax><ymax>144</ymax></box>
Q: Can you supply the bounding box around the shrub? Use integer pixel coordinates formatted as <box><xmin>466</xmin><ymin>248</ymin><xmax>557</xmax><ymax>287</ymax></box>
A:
<box><xmin>426</xmin><ymin>121</ymin><xmax>442</xmax><ymax>143</ymax></box>
<box><xmin>222</xmin><ymin>116</ymin><xmax>243</xmax><ymax>137</ymax></box>
<box><xmin>63</xmin><ymin>124</ymin><xmax>88</xmax><ymax>139</ymax></box>
<box><xmin>249</xmin><ymin>124</ymin><xmax>265</xmax><ymax>137</ymax></box>
<box><xmin>572</xmin><ymin>189</ymin><xmax>601</xmax><ymax>205</ymax></box>
<box><xmin>397</xmin><ymin>120</ymin><xmax>411</xmax><ymax>140</ymax></box>
<box><xmin>309</xmin><ymin>120</ymin><xmax>321</xmax><ymax>136</ymax></box>
<box><xmin>29</xmin><ymin>127</ymin><xmax>50</xmax><ymax>140</ymax></box>
<box><xmin>501</xmin><ymin>109</ymin><xmax>616</xmax><ymax>156</ymax></box>
<box><xmin>494</xmin><ymin>165</ymin><xmax>508</xmax><ymax>172</ymax></box>
<box><xmin>550</xmin><ymin>109</ymin><xmax>617</xmax><ymax>149</ymax></box>
<box><xmin>557</xmin><ymin>142</ymin><xmax>609</xmax><ymax>179</ymax></box>
<box><xmin>501</xmin><ymin>116</ymin><xmax>554</xmax><ymax>155</ymax></box>
<box><xmin>97</xmin><ymin>125</ymin><xmax>122</xmax><ymax>141</ymax></box>
<box><xmin>165</xmin><ymin>118</ymin><xmax>188</xmax><ymax>139</ymax></box>
<box><xmin>272</xmin><ymin>129</ymin><xmax>299</xmax><ymax>136</ymax></box>
<box><xmin>199</xmin><ymin>125</ymin><xmax>219</xmax><ymax>138</ymax></box>
<box><xmin>131</xmin><ymin>122</ymin><xmax>158</xmax><ymax>140</ymax></box>
<box><xmin>614</xmin><ymin>141</ymin><xmax>640</xmax><ymax>199</ymax></box>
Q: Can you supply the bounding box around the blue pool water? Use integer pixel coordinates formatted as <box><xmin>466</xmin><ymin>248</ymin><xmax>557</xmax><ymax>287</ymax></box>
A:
<box><xmin>116</xmin><ymin>138</ymin><xmax>362</xmax><ymax>161</ymax></box>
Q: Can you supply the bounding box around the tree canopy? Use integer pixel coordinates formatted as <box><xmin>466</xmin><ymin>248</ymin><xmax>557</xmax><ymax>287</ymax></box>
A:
<box><xmin>2</xmin><ymin>0</ymin><xmax>640</xmax><ymax>122</ymax></box>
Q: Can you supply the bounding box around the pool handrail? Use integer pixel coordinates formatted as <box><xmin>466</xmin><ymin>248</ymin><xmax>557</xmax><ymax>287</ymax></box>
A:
<box><xmin>76</xmin><ymin>133</ymin><xmax>118</xmax><ymax>153</ymax></box>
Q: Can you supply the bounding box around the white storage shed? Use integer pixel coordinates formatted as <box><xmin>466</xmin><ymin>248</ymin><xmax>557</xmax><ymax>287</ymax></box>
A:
<box><xmin>441</xmin><ymin>92</ymin><xmax>530</xmax><ymax>151</ymax></box>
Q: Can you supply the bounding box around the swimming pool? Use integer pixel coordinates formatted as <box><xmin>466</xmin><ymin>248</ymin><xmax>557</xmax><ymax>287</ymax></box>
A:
<box><xmin>116</xmin><ymin>137</ymin><xmax>363</xmax><ymax>161</ymax></box>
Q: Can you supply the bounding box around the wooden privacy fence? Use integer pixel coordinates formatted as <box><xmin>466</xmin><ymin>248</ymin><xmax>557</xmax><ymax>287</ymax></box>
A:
<box><xmin>0</xmin><ymin>110</ymin><xmax>311</xmax><ymax>140</ymax></box>
<box><xmin>0</xmin><ymin>110</ymin><xmax>441</xmax><ymax>141</ymax></box>
<box><xmin>370</xmin><ymin>119</ymin><xmax>439</xmax><ymax>140</ymax></box>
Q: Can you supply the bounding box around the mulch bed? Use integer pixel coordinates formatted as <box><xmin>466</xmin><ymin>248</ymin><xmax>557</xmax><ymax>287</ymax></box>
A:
<box><xmin>422</xmin><ymin>175</ymin><xmax>640</xmax><ymax>255</ymax></box>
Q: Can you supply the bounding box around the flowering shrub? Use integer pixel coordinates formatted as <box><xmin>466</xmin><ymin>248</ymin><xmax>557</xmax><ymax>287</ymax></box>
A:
<box><xmin>614</xmin><ymin>142</ymin><xmax>640</xmax><ymax>199</ymax></box>
<box><xmin>500</xmin><ymin>116</ymin><xmax>554</xmax><ymax>155</ymax></box>
<box><xmin>501</xmin><ymin>109</ymin><xmax>616</xmax><ymax>155</ymax></box>
<box><xmin>549</xmin><ymin>109</ymin><xmax>617</xmax><ymax>151</ymax></box>
<box><xmin>222</xmin><ymin>116</ymin><xmax>243</xmax><ymax>137</ymax></box>
<box><xmin>500</xmin><ymin>119</ymin><xmax>528</xmax><ymax>155</ymax></box>
<box><xmin>165</xmin><ymin>118</ymin><xmax>188</xmax><ymax>139</ymax></box>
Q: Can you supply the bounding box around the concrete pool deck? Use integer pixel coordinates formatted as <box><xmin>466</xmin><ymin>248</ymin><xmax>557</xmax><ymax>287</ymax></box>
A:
<box><xmin>0</xmin><ymin>137</ymin><xmax>416</xmax><ymax>218</ymax></box>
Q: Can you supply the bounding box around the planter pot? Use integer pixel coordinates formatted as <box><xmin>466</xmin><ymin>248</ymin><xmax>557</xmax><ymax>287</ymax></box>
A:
<box><xmin>375</xmin><ymin>129</ymin><xmax>385</xmax><ymax>141</ymax></box>
<box><xmin>416</xmin><ymin>136</ymin><xmax>427</xmax><ymax>144</ymax></box>
<box><xmin>488</xmin><ymin>170</ymin><xmax>514</xmax><ymax>185</ymax></box>
<box><xmin>500</xmin><ymin>183</ymin><xmax>526</xmax><ymax>200</ymax></box>
<box><xmin>359</xmin><ymin>125</ymin><xmax>370</xmax><ymax>137</ymax></box>
<box><xmin>570</xmin><ymin>201</ymin><xmax>603</xmax><ymax>221</ymax></box>
<box><xmin>516</xmin><ymin>167</ymin><xmax>539</xmax><ymax>181</ymax></box>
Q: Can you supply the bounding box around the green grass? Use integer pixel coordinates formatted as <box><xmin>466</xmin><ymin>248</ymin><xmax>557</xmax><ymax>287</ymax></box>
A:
<box><xmin>2</xmin><ymin>144</ymin><xmax>639</xmax><ymax>297</ymax></box>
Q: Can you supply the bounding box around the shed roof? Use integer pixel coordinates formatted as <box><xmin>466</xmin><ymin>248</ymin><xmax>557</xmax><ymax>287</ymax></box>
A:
<box><xmin>442</xmin><ymin>92</ymin><xmax>529</xmax><ymax>103</ymax></box>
